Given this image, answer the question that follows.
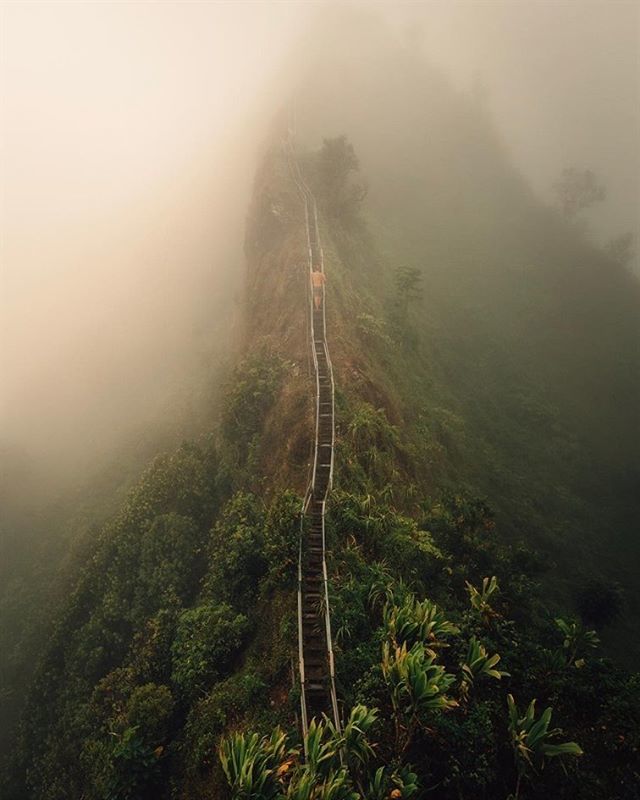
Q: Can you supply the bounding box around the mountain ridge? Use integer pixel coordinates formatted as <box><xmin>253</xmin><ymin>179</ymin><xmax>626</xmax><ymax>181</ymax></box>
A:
<box><xmin>3</xmin><ymin>25</ymin><xmax>640</xmax><ymax>797</ymax></box>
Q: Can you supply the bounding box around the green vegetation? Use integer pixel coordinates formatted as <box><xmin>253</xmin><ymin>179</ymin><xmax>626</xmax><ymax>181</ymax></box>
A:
<box><xmin>5</xmin><ymin>312</ymin><xmax>637</xmax><ymax>797</ymax></box>
<box><xmin>3</xmin><ymin>28</ymin><xmax>640</xmax><ymax>800</ymax></box>
<box><xmin>217</xmin><ymin>497</ymin><xmax>634</xmax><ymax>798</ymax></box>
<box><xmin>313</xmin><ymin>136</ymin><xmax>368</xmax><ymax>223</ymax></box>
<box><xmin>4</xmin><ymin>416</ymin><xmax>639</xmax><ymax>799</ymax></box>
<box><xmin>221</xmin><ymin>351</ymin><xmax>290</xmax><ymax>478</ymax></box>
<box><xmin>506</xmin><ymin>694</ymin><xmax>582</xmax><ymax>800</ymax></box>
<box><xmin>170</xmin><ymin>603</ymin><xmax>249</xmax><ymax>700</ymax></box>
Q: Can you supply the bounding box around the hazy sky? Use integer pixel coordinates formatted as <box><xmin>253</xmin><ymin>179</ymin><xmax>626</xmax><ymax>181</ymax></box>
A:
<box><xmin>0</xmin><ymin>1</ymin><xmax>306</xmax><ymax>479</ymax></box>
<box><xmin>415</xmin><ymin>0</ymin><xmax>640</xmax><ymax>242</ymax></box>
<box><xmin>1</xmin><ymin>0</ymin><xmax>638</xmax><ymax>486</ymax></box>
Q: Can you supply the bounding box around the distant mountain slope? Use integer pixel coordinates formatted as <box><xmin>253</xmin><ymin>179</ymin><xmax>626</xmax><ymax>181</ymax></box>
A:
<box><xmin>289</xmin><ymin>14</ymin><xmax>640</xmax><ymax>658</ymax></box>
<box><xmin>4</xmin><ymin>12</ymin><xmax>639</xmax><ymax>799</ymax></box>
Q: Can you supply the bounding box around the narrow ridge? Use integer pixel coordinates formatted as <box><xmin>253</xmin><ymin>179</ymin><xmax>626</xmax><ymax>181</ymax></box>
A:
<box><xmin>285</xmin><ymin>116</ymin><xmax>340</xmax><ymax>741</ymax></box>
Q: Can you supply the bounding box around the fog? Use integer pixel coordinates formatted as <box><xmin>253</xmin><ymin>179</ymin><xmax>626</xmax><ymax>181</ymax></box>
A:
<box><xmin>1</xmin><ymin>0</ymin><xmax>638</xmax><ymax>494</ymax></box>
<box><xmin>0</xmin><ymin>1</ymin><xmax>307</xmax><ymax>488</ymax></box>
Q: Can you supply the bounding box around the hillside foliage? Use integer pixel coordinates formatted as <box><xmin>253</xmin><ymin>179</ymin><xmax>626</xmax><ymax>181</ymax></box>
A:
<box><xmin>2</xmin><ymin>31</ymin><xmax>640</xmax><ymax>799</ymax></box>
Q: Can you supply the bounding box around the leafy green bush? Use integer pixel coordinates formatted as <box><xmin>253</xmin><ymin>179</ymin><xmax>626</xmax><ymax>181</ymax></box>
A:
<box><xmin>171</xmin><ymin>603</ymin><xmax>249</xmax><ymax>701</ymax></box>
<box><xmin>207</xmin><ymin>491</ymin><xmax>267</xmax><ymax>609</ymax></box>
<box><xmin>507</xmin><ymin>693</ymin><xmax>582</xmax><ymax>799</ymax></box>
<box><xmin>133</xmin><ymin>513</ymin><xmax>204</xmax><ymax>621</ymax></box>
<box><xmin>221</xmin><ymin>351</ymin><xmax>287</xmax><ymax>467</ymax></box>
<box><xmin>262</xmin><ymin>490</ymin><xmax>301</xmax><ymax>587</ymax></box>
<box><xmin>81</xmin><ymin>682</ymin><xmax>174</xmax><ymax>800</ymax></box>
<box><xmin>182</xmin><ymin>671</ymin><xmax>266</xmax><ymax>775</ymax></box>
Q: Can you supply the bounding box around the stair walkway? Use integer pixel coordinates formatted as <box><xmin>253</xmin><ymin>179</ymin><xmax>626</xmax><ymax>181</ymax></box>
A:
<box><xmin>285</xmin><ymin>122</ymin><xmax>340</xmax><ymax>738</ymax></box>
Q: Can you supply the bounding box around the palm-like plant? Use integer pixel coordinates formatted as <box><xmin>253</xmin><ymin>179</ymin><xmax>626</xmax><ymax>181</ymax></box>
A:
<box><xmin>219</xmin><ymin>727</ymin><xmax>292</xmax><ymax>800</ymax></box>
<box><xmin>284</xmin><ymin>767</ymin><xmax>357</xmax><ymax>800</ymax></box>
<box><xmin>539</xmin><ymin>646</ymin><xmax>567</xmax><ymax>676</ymax></box>
<box><xmin>366</xmin><ymin>765</ymin><xmax>419</xmax><ymax>799</ymax></box>
<box><xmin>506</xmin><ymin>694</ymin><xmax>582</xmax><ymax>799</ymax></box>
<box><xmin>383</xmin><ymin>594</ymin><xmax>459</xmax><ymax>654</ymax></box>
<box><xmin>304</xmin><ymin>718</ymin><xmax>340</xmax><ymax>779</ymax></box>
<box><xmin>459</xmin><ymin>636</ymin><xmax>509</xmax><ymax>700</ymax></box>
<box><xmin>465</xmin><ymin>576</ymin><xmax>499</xmax><ymax>624</ymax></box>
<box><xmin>554</xmin><ymin>617</ymin><xmax>599</xmax><ymax>666</ymax></box>
<box><xmin>336</xmin><ymin>705</ymin><xmax>377</xmax><ymax>770</ymax></box>
<box><xmin>315</xmin><ymin>769</ymin><xmax>358</xmax><ymax>800</ymax></box>
<box><xmin>382</xmin><ymin>641</ymin><xmax>457</xmax><ymax>754</ymax></box>
<box><xmin>367</xmin><ymin>564</ymin><xmax>398</xmax><ymax>615</ymax></box>
<box><xmin>220</xmin><ymin>707</ymin><xmax>384</xmax><ymax>800</ymax></box>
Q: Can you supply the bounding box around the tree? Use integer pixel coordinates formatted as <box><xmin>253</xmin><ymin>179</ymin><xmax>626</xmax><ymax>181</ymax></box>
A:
<box><xmin>605</xmin><ymin>232</ymin><xmax>635</xmax><ymax>267</ymax></box>
<box><xmin>393</xmin><ymin>267</ymin><xmax>423</xmax><ymax>317</ymax></box>
<box><xmin>316</xmin><ymin>136</ymin><xmax>367</xmax><ymax>222</ymax></box>
<box><xmin>390</xmin><ymin>266</ymin><xmax>424</xmax><ymax>348</ymax></box>
<box><xmin>170</xmin><ymin>603</ymin><xmax>248</xmax><ymax>700</ymax></box>
<box><xmin>553</xmin><ymin>167</ymin><xmax>606</xmax><ymax>220</ymax></box>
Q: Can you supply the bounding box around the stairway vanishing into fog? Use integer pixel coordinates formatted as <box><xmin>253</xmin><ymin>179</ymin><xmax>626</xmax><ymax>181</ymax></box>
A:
<box><xmin>285</xmin><ymin>121</ymin><xmax>340</xmax><ymax>740</ymax></box>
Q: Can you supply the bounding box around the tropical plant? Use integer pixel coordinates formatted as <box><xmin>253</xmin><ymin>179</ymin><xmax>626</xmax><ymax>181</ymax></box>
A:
<box><xmin>383</xmin><ymin>594</ymin><xmax>459</xmax><ymax>654</ymax></box>
<box><xmin>465</xmin><ymin>576</ymin><xmax>499</xmax><ymax>624</ymax></box>
<box><xmin>303</xmin><ymin>717</ymin><xmax>340</xmax><ymax>779</ymax></box>
<box><xmin>219</xmin><ymin>727</ymin><xmax>292</xmax><ymax>799</ymax></box>
<box><xmin>382</xmin><ymin>641</ymin><xmax>457</xmax><ymax>754</ymax></box>
<box><xmin>366</xmin><ymin>562</ymin><xmax>396</xmax><ymax>614</ymax></box>
<box><xmin>459</xmin><ymin>636</ymin><xmax>509</xmax><ymax>701</ymax></box>
<box><xmin>337</xmin><ymin>704</ymin><xmax>377</xmax><ymax>773</ymax></box>
<box><xmin>554</xmin><ymin>617</ymin><xmax>599</xmax><ymax>667</ymax></box>
<box><xmin>219</xmin><ymin>705</ymin><xmax>389</xmax><ymax>800</ymax></box>
<box><xmin>366</xmin><ymin>765</ymin><xmax>419</xmax><ymax>799</ymax></box>
<box><xmin>506</xmin><ymin>694</ymin><xmax>582</xmax><ymax>799</ymax></box>
<box><xmin>538</xmin><ymin>647</ymin><xmax>567</xmax><ymax>677</ymax></box>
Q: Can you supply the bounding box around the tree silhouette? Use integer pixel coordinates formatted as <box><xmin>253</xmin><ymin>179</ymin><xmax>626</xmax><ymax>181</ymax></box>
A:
<box><xmin>553</xmin><ymin>167</ymin><xmax>606</xmax><ymax>220</ymax></box>
<box><xmin>316</xmin><ymin>136</ymin><xmax>367</xmax><ymax>221</ymax></box>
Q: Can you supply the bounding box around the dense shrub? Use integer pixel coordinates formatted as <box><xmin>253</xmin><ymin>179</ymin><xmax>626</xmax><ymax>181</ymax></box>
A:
<box><xmin>206</xmin><ymin>491</ymin><xmax>267</xmax><ymax>609</ymax></box>
<box><xmin>170</xmin><ymin>603</ymin><xmax>249</xmax><ymax>701</ymax></box>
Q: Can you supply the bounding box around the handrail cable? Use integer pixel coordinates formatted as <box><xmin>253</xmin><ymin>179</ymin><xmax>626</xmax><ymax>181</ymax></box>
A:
<box><xmin>284</xmin><ymin>109</ymin><xmax>340</xmax><ymax>745</ymax></box>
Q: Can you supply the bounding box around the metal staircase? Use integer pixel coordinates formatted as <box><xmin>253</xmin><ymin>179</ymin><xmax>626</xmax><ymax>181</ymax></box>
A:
<box><xmin>285</xmin><ymin>118</ymin><xmax>340</xmax><ymax>739</ymax></box>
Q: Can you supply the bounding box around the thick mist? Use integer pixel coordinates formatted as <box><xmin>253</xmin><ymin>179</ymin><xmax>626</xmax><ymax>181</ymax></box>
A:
<box><xmin>1</xmin><ymin>0</ymin><xmax>638</xmax><ymax>497</ymax></box>
<box><xmin>410</xmin><ymin>1</ymin><xmax>640</xmax><ymax>249</ymax></box>
<box><xmin>0</xmin><ymin>2</ymin><xmax>306</xmax><ymax>493</ymax></box>
<box><xmin>1</xmin><ymin>0</ymin><xmax>639</xmax><ymax>781</ymax></box>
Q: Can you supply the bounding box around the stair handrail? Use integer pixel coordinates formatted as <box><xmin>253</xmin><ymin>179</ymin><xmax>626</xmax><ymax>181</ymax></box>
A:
<box><xmin>285</xmin><ymin>113</ymin><xmax>340</xmax><ymax>737</ymax></box>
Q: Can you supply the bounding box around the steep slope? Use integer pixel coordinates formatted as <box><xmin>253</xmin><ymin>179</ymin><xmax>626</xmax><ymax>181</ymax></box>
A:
<box><xmin>4</xmin><ymin>17</ymin><xmax>640</xmax><ymax>799</ymax></box>
<box><xmin>288</xmin><ymin>15</ymin><xmax>640</xmax><ymax>657</ymax></box>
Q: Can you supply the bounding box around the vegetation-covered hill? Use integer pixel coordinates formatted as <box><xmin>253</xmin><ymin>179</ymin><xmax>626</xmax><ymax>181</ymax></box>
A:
<box><xmin>3</xmin><ymin>16</ymin><xmax>639</xmax><ymax>799</ymax></box>
<box><xmin>293</xmin><ymin>13</ymin><xmax>640</xmax><ymax>654</ymax></box>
